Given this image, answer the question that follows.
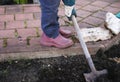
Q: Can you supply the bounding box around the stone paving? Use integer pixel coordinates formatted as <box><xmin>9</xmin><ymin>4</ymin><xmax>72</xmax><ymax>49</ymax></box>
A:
<box><xmin>0</xmin><ymin>0</ymin><xmax>120</xmax><ymax>61</ymax></box>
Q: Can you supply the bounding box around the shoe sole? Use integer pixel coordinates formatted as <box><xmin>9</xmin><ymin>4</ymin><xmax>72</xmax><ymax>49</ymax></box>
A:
<box><xmin>40</xmin><ymin>40</ymin><xmax>73</xmax><ymax>49</ymax></box>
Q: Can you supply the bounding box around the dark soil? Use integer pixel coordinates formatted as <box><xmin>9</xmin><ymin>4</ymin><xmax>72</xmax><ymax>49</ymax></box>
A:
<box><xmin>0</xmin><ymin>43</ymin><xmax>120</xmax><ymax>82</ymax></box>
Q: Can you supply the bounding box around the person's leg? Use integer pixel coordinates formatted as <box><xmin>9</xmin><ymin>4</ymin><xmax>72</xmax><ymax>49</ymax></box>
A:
<box><xmin>39</xmin><ymin>0</ymin><xmax>73</xmax><ymax>48</ymax></box>
<box><xmin>40</xmin><ymin>0</ymin><xmax>60</xmax><ymax>38</ymax></box>
<box><xmin>39</xmin><ymin>0</ymin><xmax>72</xmax><ymax>38</ymax></box>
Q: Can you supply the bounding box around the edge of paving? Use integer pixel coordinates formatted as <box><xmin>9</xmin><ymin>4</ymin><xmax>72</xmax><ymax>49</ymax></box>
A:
<box><xmin>0</xmin><ymin>43</ymin><xmax>103</xmax><ymax>62</ymax></box>
<box><xmin>99</xmin><ymin>33</ymin><xmax>120</xmax><ymax>51</ymax></box>
<box><xmin>0</xmin><ymin>33</ymin><xmax>120</xmax><ymax>62</ymax></box>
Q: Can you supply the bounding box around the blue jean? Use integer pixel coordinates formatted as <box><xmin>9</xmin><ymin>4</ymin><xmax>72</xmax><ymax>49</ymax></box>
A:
<box><xmin>39</xmin><ymin>0</ymin><xmax>61</xmax><ymax>38</ymax></box>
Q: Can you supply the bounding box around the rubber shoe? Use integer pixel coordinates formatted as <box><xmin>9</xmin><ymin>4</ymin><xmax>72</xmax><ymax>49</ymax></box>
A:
<box><xmin>40</xmin><ymin>33</ymin><xmax>73</xmax><ymax>48</ymax></box>
<box><xmin>105</xmin><ymin>12</ymin><xmax>120</xmax><ymax>35</ymax></box>
<box><xmin>59</xmin><ymin>28</ymin><xmax>72</xmax><ymax>37</ymax></box>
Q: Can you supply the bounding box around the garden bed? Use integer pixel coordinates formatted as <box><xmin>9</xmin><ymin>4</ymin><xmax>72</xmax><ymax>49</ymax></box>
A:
<box><xmin>0</xmin><ymin>43</ymin><xmax>120</xmax><ymax>82</ymax></box>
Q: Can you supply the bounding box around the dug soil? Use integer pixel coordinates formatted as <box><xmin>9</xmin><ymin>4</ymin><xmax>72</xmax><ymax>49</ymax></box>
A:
<box><xmin>0</xmin><ymin>43</ymin><xmax>120</xmax><ymax>82</ymax></box>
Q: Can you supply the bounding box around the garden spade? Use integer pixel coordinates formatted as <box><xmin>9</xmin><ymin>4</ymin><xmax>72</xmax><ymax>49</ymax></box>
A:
<box><xmin>71</xmin><ymin>16</ymin><xmax>108</xmax><ymax>82</ymax></box>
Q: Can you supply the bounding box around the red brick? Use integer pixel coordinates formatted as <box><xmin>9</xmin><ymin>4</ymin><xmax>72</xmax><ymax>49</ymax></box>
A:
<box><xmin>0</xmin><ymin>15</ymin><xmax>14</xmax><ymax>22</ymax></box>
<box><xmin>7</xmin><ymin>38</ymin><xmax>27</xmax><ymax>47</ymax></box>
<box><xmin>26</xmin><ymin>20</ymin><xmax>41</xmax><ymax>28</ymax></box>
<box><xmin>36</xmin><ymin>27</ymin><xmax>42</xmax><ymax>36</ymax></box>
<box><xmin>83</xmin><ymin>16</ymin><xmax>103</xmax><ymax>26</ymax></box>
<box><xmin>6</xmin><ymin>5</ymin><xmax>23</xmax><ymax>14</ymax></box>
<box><xmin>17</xmin><ymin>28</ymin><xmax>37</xmax><ymax>38</ymax></box>
<box><xmin>33</xmin><ymin>12</ymin><xmax>41</xmax><ymax>19</ymax></box>
<box><xmin>82</xmin><ymin>5</ymin><xmax>101</xmax><ymax>12</ymax></box>
<box><xmin>77</xmin><ymin>10</ymin><xmax>92</xmax><ymax>18</ymax></box>
<box><xmin>0</xmin><ymin>7</ymin><xmax>5</xmax><ymax>14</ymax></box>
<box><xmin>61</xmin><ymin>26</ymin><xmax>75</xmax><ymax>31</ymax></box>
<box><xmin>103</xmin><ymin>6</ymin><xmax>120</xmax><ymax>14</ymax></box>
<box><xmin>76</xmin><ymin>17</ymin><xmax>83</xmax><ymax>22</ymax></box>
<box><xmin>103</xmin><ymin>0</ymin><xmax>117</xmax><ymax>3</ymax></box>
<box><xmin>78</xmin><ymin>22</ymin><xmax>94</xmax><ymax>29</ymax></box>
<box><xmin>0</xmin><ymin>40</ymin><xmax>3</xmax><ymax>48</ymax></box>
<box><xmin>91</xmin><ymin>1</ymin><xmax>110</xmax><ymax>7</ymax></box>
<box><xmin>0</xmin><ymin>22</ymin><xmax>5</xmax><ymax>30</ymax></box>
<box><xmin>76</xmin><ymin>0</ymin><xmax>91</xmax><ymax>6</ymax></box>
<box><xmin>59</xmin><ymin>18</ymin><xmax>66</xmax><ymax>26</ymax></box>
<box><xmin>15</xmin><ymin>13</ymin><xmax>33</xmax><ymax>21</ymax></box>
<box><xmin>110</xmin><ymin>2</ymin><xmax>120</xmax><ymax>8</ymax></box>
<box><xmin>24</xmin><ymin>6</ymin><xmax>40</xmax><ymax>13</ymax></box>
<box><xmin>0</xmin><ymin>30</ymin><xmax>15</xmax><ymax>38</ymax></box>
<box><xmin>58</xmin><ymin>7</ymin><xmax>65</xmax><ymax>17</ymax></box>
<box><xmin>6</xmin><ymin>21</ymin><xmax>25</xmax><ymax>29</ymax></box>
<box><xmin>92</xmin><ymin>11</ymin><xmax>107</xmax><ymax>19</ymax></box>
<box><xmin>61</xmin><ymin>17</ymin><xmax>82</xmax><ymax>26</ymax></box>
<box><xmin>75</xmin><ymin>5</ymin><xmax>82</xmax><ymax>10</ymax></box>
<box><xmin>30</xmin><ymin>38</ymin><xmax>40</xmax><ymax>46</ymax></box>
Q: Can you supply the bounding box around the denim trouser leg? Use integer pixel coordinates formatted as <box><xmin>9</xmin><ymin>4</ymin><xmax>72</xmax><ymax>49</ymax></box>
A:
<box><xmin>39</xmin><ymin>0</ymin><xmax>61</xmax><ymax>38</ymax></box>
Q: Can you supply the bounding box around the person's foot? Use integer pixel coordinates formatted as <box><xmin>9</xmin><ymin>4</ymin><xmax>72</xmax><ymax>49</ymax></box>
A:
<box><xmin>40</xmin><ymin>33</ymin><xmax>73</xmax><ymax>48</ymax></box>
<box><xmin>59</xmin><ymin>28</ymin><xmax>72</xmax><ymax>37</ymax></box>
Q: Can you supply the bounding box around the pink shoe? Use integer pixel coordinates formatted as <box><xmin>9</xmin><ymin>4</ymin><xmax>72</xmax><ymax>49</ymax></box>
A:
<box><xmin>40</xmin><ymin>33</ymin><xmax>73</xmax><ymax>48</ymax></box>
<box><xmin>59</xmin><ymin>28</ymin><xmax>72</xmax><ymax>37</ymax></box>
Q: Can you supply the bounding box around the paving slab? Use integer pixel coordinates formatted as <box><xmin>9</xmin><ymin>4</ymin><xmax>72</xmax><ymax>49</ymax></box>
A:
<box><xmin>0</xmin><ymin>0</ymin><xmax>120</xmax><ymax>61</ymax></box>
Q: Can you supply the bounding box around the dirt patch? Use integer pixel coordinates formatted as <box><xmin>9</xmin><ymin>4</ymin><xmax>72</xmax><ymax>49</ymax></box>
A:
<box><xmin>0</xmin><ymin>43</ymin><xmax>120</xmax><ymax>82</ymax></box>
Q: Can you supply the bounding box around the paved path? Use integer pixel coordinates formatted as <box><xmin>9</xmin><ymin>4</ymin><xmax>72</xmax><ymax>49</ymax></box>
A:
<box><xmin>0</xmin><ymin>0</ymin><xmax>120</xmax><ymax>61</ymax></box>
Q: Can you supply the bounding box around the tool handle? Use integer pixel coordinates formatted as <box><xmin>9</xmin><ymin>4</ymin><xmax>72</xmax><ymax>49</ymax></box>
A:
<box><xmin>72</xmin><ymin>16</ymin><xmax>96</xmax><ymax>72</ymax></box>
